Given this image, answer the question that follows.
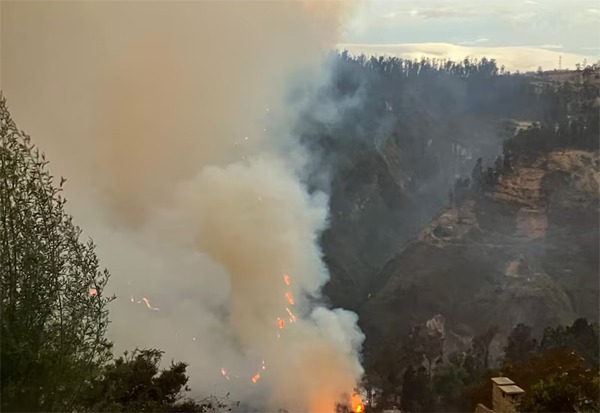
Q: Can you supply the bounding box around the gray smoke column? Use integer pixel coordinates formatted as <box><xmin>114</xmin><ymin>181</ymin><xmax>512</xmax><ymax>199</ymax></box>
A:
<box><xmin>1</xmin><ymin>1</ymin><xmax>365</xmax><ymax>411</ymax></box>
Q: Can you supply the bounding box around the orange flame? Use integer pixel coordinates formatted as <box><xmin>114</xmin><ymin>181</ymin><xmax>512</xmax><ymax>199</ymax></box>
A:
<box><xmin>277</xmin><ymin>317</ymin><xmax>286</xmax><ymax>329</ymax></box>
<box><xmin>285</xmin><ymin>292</ymin><xmax>295</xmax><ymax>305</ymax></box>
<box><xmin>351</xmin><ymin>394</ymin><xmax>364</xmax><ymax>413</ymax></box>
<box><xmin>251</xmin><ymin>373</ymin><xmax>261</xmax><ymax>383</ymax></box>
<box><xmin>283</xmin><ymin>273</ymin><xmax>291</xmax><ymax>285</ymax></box>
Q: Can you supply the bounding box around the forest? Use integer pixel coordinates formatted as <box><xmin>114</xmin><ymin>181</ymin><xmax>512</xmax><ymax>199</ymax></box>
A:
<box><xmin>1</xmin><ymin>52</ymin><xmax>599</xmax><ymax>412</ymax></box>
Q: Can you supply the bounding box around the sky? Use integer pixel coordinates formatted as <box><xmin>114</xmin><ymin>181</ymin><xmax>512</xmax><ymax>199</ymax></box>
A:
<box><xmin>340</xmin><ymin>0</ymin><xmax>600</xmax><ymax>70</ymax></box>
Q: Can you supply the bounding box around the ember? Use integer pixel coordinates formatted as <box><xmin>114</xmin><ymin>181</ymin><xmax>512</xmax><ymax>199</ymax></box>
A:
<box><xmin>251</xmin><ymin>373</ymin><xmax>261</xmax><ymax>384</ymax></box>
<box><xmin>286</xmin><ymin>307</ymin><xmax>297</xmax><ymax>322</ymax></box>
<box><xmin>283</xmin><ymin>273</ymin><xmax>291</xmax><ymax>285</ymax></box>
<box><xmin>221</xmin><ymin>367</ymin><xmax>230</xmax><ymax>381</ymax></box>
<box><xmin>142</xmin><ymin>297</ymin><xmax>160</xmax><ymax>311</ymax></box>
<box><xmin>285</xmin><ymin>292</ymin><xmax>295</xmax><ymax>305</ymax></box>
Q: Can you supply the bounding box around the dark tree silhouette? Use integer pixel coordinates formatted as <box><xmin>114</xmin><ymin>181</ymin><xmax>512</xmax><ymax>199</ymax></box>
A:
<box><xmin>1</xmin><ymin>96</ymin><xmax>113</xmax><ymax>412</ymax></box>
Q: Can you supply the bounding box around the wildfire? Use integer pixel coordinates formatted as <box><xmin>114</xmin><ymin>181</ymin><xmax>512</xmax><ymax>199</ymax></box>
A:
<box><xmin>285</xmin><ymin>292</ymin><xmax>295</xmax><ymax>305</ymax></box>
<box><xmin>89</xmin><ymin>288</ymin><xmax>97</xmax><ymax>296</ymax></box>
<box><xmin>283</xmin><ymin>273</ymin><xmax>291</xmax><ymax>286</ymax></box>
<box><xmin>277</xmin><ymin>317</ymin><xmax>286</xmax><ymax>329</ymax></box>
<box><xmin>351</xmin><ymin>394</ymin><xmax>364</xmax><ymax>413</ymax></box>
<box><xmin>251</xmin><ymin>373</ymin><xmax>261</xmax><ymax>384</ymax></box>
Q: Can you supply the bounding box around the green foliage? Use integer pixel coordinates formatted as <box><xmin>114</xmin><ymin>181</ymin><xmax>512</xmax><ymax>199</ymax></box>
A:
<box><xmin>472</xmin><ymin>326</ymin><xmax>499</xmax><ymax>371</ymax></box>
<box><xmin>368</xmin><ymin>339</ymin><xmax>403</xmax><ymax>408</ymax></box>
<box><xmin>367</xmin><ymin>319</ymin><xmax>599</xmax><ymax>412</ymax></box>
<box><xmin>0</xmin><ymin>95</ymin><xmax>114</xmax><ymax>411</ymax></box>
<box><xmin>463</xmin><ymin>370</ymin><xmax>498</xmax><ymax>412</ymax></box>
<box><xmin>400</xmin><ymin>366</ymin><xmax>433</xmax><ymax>412</ymax></box>
<box><xmin>503</xmin><ymin>323</ymin><xmax>537</xmax><ymax>364</ymax></box>
<box><xmin>80</xmin><ymin>349</ymin><xmax>225</xmax><ymax>412</ymax></box>
<box><xmin>521</xmin><ymin>372</ymin><xmax>597</xmax><ymax>412</ymax></box>
<box><xmin>505</xmin><ymin>349</ymin><xmax>600</xmax><ymax>412</ymax></box>
<box><xmin>540</xmin><ymin>318</ymin><xmax>599</xmax><ymax>368</ymax></box>
<box><xmin>467</xmin><ymin>320</ymin><xmax>600</xmax><ymax>412</ymax></box>
<box><xmin>431</xmin><ymin>362</ymin><xmax>470</xmax><ymax>411</ymax></box>
<box><xmin>502</xmin><ymin>81</ymin><xmax>599</xmax><ymax>159</ymax></box>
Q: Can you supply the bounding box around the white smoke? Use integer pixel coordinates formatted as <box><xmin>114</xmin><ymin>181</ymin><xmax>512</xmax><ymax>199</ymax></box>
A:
<box><xmin>1</xmin><ymin>1</ymin><xmax>365</xmax><ymax>411</ymax></box>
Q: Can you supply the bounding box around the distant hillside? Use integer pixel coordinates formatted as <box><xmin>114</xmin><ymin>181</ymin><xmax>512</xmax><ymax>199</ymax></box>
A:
<box><xmin>296</xmin><ymin>55</ymin><xmax>598</xmax><ymax>310</ymax></box>
<box><xmin>358</xmin><ymin>149</ymin><xmax>599</xmax><ymax>362</ymax></box>
<box><xmin>293</xmin><ymin>55</ymin><xmax>599</xmax><ymax>363</ymax></box>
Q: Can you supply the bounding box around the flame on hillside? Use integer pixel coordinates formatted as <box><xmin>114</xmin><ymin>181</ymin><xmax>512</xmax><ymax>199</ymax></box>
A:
<box><xmin>351</xmin><ymin>394</ymin><xmax>365</xmax><ymax>413</ymax></box>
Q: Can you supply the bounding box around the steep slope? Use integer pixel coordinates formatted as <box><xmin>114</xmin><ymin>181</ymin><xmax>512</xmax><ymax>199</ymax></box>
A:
<box><xmin>300</xmin><ymin>58</ymin><xmax>598</xmax><ymax>314</ymax></box>
<box><xmin>315</xmin><ymin>109</ymin><xmax>515</xmax><ymax>312</ymax></box>
<box><xmin>358</xmin><ymin>149</ymin><xmax>599</xmax><ymax>362</ymax></box>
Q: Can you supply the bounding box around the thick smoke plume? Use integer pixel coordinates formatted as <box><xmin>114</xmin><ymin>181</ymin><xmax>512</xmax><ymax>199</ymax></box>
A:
<box><xmin>1</xmin><ymin>1</ymin><xmax>364</xmax><ymax>411</ymax></box>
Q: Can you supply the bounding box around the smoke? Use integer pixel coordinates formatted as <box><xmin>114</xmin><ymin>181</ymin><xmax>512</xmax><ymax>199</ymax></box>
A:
<box><xmin>1</xmin><ymin>1</ymin><xmax>365</xmax><ymax>411</ymax></box>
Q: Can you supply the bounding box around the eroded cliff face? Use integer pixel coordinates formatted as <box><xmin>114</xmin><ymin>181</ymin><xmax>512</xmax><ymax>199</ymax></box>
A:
<box><xmin>319</xmin><ymin>130</ymin><xmax>504</xmax><ymax>311</ymax></box>
<box><xmin>358</xmin><ymin>149</ymin><xmax>599</xmax><ymax>362</ymax></box>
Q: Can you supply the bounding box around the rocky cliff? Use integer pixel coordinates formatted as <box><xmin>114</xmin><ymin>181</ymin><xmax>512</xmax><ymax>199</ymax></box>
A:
<box><xmin>357</xmin><ymin>149</ymin><xmax>599</xmax><ymax>362</ymax></box>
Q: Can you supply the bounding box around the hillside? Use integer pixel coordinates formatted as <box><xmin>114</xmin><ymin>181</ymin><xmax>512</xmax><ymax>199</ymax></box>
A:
<box><xmin>358</xmin><ymin>149</ymin><xmax>599</xmax><ymax>362</ymax></box>
<box><xmin>305</xmin><ymin>57</ymin><xmax>599</xmax><ymax>318</ymax></box>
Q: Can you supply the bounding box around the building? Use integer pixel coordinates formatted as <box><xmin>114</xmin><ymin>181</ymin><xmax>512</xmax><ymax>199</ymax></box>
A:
<box><xmin>474</xmin><ymin>377</ymin><xmax>525</xmax><ymax>413</ymax></box>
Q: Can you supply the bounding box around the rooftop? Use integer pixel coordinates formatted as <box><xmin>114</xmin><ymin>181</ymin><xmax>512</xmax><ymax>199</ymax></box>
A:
<box><xmin>491</xmin><ymin>377</ymin><xmax>515</xmax><ymax>386</ymax></box>
<box><xmin>499</xmin><ymin>385</ymin><xmax>525</xmax><ymax>395</ymax></box>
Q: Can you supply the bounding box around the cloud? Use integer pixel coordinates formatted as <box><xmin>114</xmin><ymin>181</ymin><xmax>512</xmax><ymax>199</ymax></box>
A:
<box><xmin>400</xmin><ymin>3</ymin><xmax>484</xmax><ymax>20</ymax></box>
<box><xmin>458</xmin><ymin>38</ymin><xmax>490</xmax><ymax>45</ymax></box>
<box><xmin>384</xmin><ymin>2</ymin><xmax>536</xmax><ymax>22</ymax></box>
<box><xmin>409</xmin><ymin>6</ymin><xmax>478</xmax><ymax>20</ymax></box>
<box><xmin>537</xmin><ymin>44</ymin><xmax>563</xmax><ymax>50</ymax></box>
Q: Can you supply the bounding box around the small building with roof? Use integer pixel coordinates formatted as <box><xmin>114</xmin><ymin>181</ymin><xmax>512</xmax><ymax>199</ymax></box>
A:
<box><xmin>475</xmin><ymin>377</ymin><xmax>525</xmax><ymax>413</ymax></box>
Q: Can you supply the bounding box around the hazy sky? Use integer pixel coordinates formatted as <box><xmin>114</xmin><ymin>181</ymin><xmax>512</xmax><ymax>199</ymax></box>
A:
<box><xmin>344</xmin><ymin>0</ymin><xmax>600</xmax><ymax>55</ymax></box>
